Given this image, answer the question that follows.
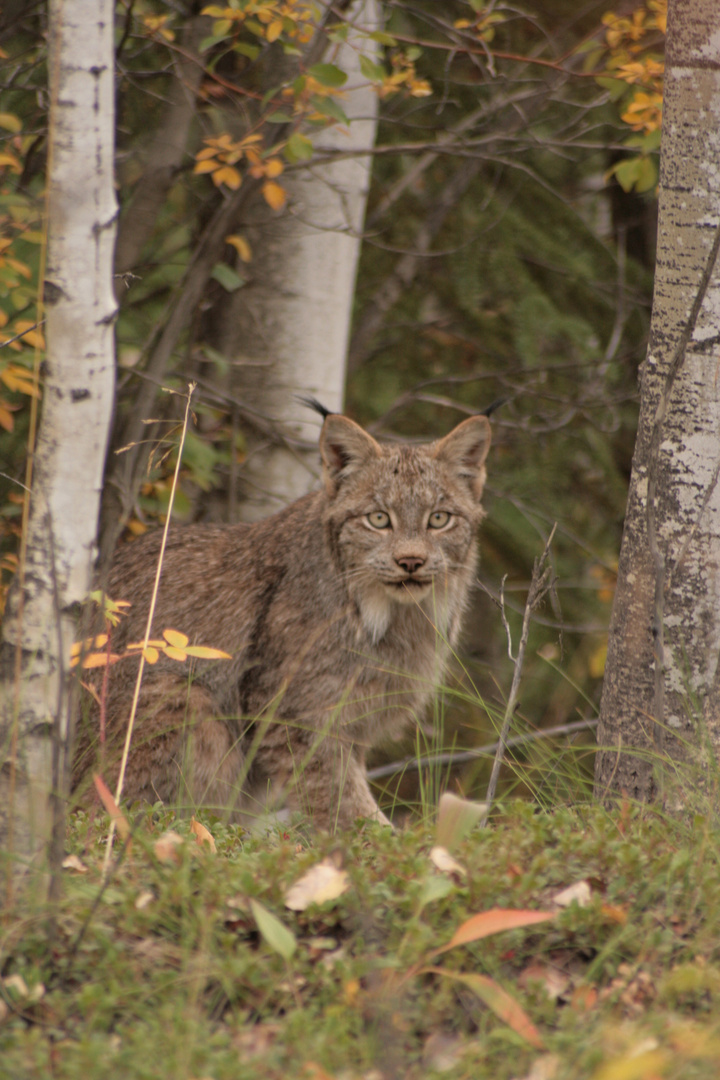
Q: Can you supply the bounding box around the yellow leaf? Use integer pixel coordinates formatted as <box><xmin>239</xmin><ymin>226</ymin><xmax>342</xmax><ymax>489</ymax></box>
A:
<box><xmin>1</xmin><ymin>366</ymin><xmax>39</xmax><ymax>396</ymax></box>
<box><xmin>127</xmin><ymin>639</ymin><xmax>165</xmax><ymax>650</ymax></box>
<box><xmin>143</xmin><ymin>646</ymin><xmax>160</xmax><ymax>663</ymax></box>
<box><xmin>201</xmin><ymin>4</ymin><xmax>231</xmax><ymax>16</ymax></box>
<box><xmin>194</xmin><ymin>158</ymin><xmax>219</xmax><ymax>174</ymax></box>
<box><xmin>213</xmin><ymin>165</ymin><xmax>242</xmax><ymax>189</ymax></box>
<box><xmin>17</xmin><ymin>329</ymin><xmax>45</xmax><ymax>349</ymax></box>
<box><xmin>71</xmin><ymin>633</ymin><xmax>108</xmax><ymax>657</ymax></box>
<box><xmin>6</xmin><ymin>258</ymin><xmax>32</xmax><ymax>279</ymax></box>
<box><xmin>264</xmin><ymin>157</ymin><xmax>284</xmax><ymax>178</ymax></box>
<box><xmin>163</xmin><ymin>628</ymin><xmax>189</xmax><ymax>648</ymax></box>
<box><xmin>184</xmin><ymin>645</ymin><xmax>232</xmax><ymax>660</ymax></box>
<box><xmin>190</xmin><ymin>816</ymin><xmax>217</xmax><ymax>852</ymax></box>
<box><xmin>225</xmin><ymin>234</ymin><xmax>252</xmax><ymax>262</ymax></box>
<box><xmin>0</xmin><ymin>152</ymin><xmax>22</xmax><ymax>172</ymax></box>
<box><xmin>262</xmin><ymin>180</ymin><xmax>287</xmax><ymax>210</ymax></box>
<box><xmin>0</xmin><ymin>403</ymin><xmax>14</xmax><ymax>431</ymax></box>
<box><xmin>79</xmin><ymin>651</ymin><xmax>121</xmax><ymax>669</ymax></box>
<box><xmin>164</xmin><ymin>646</ymin><xmax>188</xmax><ymax>661</ymax></box>
<box><xmin>0</xmin><ymin>113</ymin><xmax>21</xmax><ymax>133</ymax></box>
<box><xmin>266</xmin><ymin>19</ymin><xmax>283</xmax><ymax>42</ymax></box>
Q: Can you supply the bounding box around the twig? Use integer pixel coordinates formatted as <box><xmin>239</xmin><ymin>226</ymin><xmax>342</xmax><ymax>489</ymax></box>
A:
<box><xmin>367</xmin><ymin>717</ymin><xmax>597</xmax><ymax>781</ymax></box>
<box><xmin>101</xmin><ymin>382</ymin><xmax>196</xmax><ymax>877</ymax></box>
<box><xmin>0</xmin><ymin>319</ymin><xmax>46</xmax><ymax>349</ymax></box>
<box><xmin>481</xmin><ymin>523</ymin><xmax>558</xmax><ymax>825</ymax></box>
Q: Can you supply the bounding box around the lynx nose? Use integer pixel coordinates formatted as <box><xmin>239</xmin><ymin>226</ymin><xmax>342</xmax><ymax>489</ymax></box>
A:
<box><xmin>396</xmin><ymin>555</ymin><xmax>426</xmax><ymax>575</ymax></box>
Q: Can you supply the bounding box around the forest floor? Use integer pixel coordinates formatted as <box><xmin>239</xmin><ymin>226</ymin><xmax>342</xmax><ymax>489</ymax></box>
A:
<box><xmin>2</xmin><ymin>799</ymin><xmax>720</xmax><ymax>1080</ymax></box>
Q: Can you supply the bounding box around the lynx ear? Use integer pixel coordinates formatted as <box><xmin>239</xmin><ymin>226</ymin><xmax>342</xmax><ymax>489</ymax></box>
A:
<box><xmin>433</xmin><ymin>415</ymin><xmax>491</xmax><ymax>500</ymax></box>
<box><xmin>320</xmin><ymin>414</ymin><xmax>381</xmax><ymax>492</ymax></box>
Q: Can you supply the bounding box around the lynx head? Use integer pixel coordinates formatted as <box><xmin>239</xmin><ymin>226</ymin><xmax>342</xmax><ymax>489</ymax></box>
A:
<box><xmin>320</xmin><ymin>413</ymin><xmax>491</xmax><ymax>641</ymax></box>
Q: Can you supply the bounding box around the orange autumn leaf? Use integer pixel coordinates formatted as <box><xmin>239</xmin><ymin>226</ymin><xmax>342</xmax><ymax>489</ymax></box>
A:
<box><xmin>427</xmin><ymin>967</ymin><xmax>545</xmax><ymax>1049</ymax></box>
<box><xmin>262</xmin><ymin>180</ymin><xmax>287</xmax><ymax>210</ymax></box>
<box><xmin>190</xmin><ymin>816</ymin><xmax>217</xmax><ymax>852</ymax></box>
<box><xmin>433</xmin><ymin>908</ymin><xmax>555</xmax><ymax>955</ymax></box>
<box><xmin>93</xmin><ymin>774</ymin><xmax>131</xmax><ymax>841</ymax></box>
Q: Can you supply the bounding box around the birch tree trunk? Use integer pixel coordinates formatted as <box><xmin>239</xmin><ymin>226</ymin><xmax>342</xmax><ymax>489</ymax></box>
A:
<box><xmin>0</xmin><ymin>0</ymin><xmax>116</xmax><ymax>889</ymax></box>
<box><xmin>212</xmin><ymin>0</ymin><xmax>380</xmax><ymax>521</ymax></box>
<box><xmin>595</xmin><ymin>0</ymin><xmax>720</xmax><ymax>805</ymax></box>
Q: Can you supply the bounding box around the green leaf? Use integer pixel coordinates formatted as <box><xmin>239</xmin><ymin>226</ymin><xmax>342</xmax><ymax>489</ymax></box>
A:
<box><xmin>359</xmin><ymin>54</ymin><xmax>386</xmax><ymax>82</ymax></box>
<box><xmin>199</xmin><ymin>33</ymin><xmax>231</xmax><ymax>53</ymax></box>
<box><xmin>634</xmin><ymin>156</ymin><xmax>658</xmax><ymax>193</ymax></box>
<box><xmin>211</xmin><ymin>263</ymin><xmax>246</xmax><ymax>292</ymax></box>
<box><xmin>234</xmin><ymin>41</ymin><xmax>261</xmax><ymax>60</ymax></box>
<box><xmin>611</xmin><ymin>157</ymin><xmax>643</xmax><ymax>193</ymax></box>
<box><xmin>417</xmin><ymin>875</ymin><xmax>455</xmax><ymax>912</ymax></box>
<box><xmin>310</xmin><ymin>95</ymin><xmax>349</xmax><ymax>125</ymax></box>
<box><xmin>284</xmin><ymin>132</ymin><xmax>314</xmax><ymax>163</ymax></box>
<box><xmin>266</xmin><ymin>112</ymin><xmax>292</xmax><ymax>123</ymax></box>
<box><xmin>436</xmin><ymin>792</ymin><xmax>487</xmax><ymax>851</ymax></box>
<box><xmin>308</xmin><ymin>63</ymin><xmax>348</xmax><ymax>88</ymax></box>
<box><xmin>369</xmin><ymin>30</ymin><xmax>397</xmax><ymax>46</ymax></box>
<box><xmin>595</xmin><ymin>76</ymin><xmax>627</xmax><ymax>101</ymax></box>
<box><xmin>200</xmin><ymin>344</ymin><xmax>230</xmax><ymax>376</ymax></box>
<box><xmin>250</xmin><ymin>899</ymin><xmax>297</xmax><ymax>960</ymax></box>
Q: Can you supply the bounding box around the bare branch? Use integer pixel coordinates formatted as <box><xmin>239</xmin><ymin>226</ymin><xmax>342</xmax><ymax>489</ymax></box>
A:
<box><xmin>481</xmin><ymin>523</ymin><xmax>558</xmax><ymax>824</ymax></box>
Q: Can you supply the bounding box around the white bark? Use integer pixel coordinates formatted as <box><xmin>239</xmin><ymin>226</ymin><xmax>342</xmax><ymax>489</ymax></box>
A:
<box><xmin>215</xmin><ymin>0</ymin><xmax>380</xmax><ymax>520</ymax></box>
<box><xmin>0</xmin><ymin>0</ymin><xmax>116</xmax><ymax>881</ymax></box>
<box><xmin>596</xmin><ymin>0</ymin><xmax>720</xmax><ymax>802</ymax></box>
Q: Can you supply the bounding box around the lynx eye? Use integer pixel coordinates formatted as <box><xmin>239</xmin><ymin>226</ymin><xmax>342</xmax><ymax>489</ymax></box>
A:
<box><xmin>428</xmin><ymin>511</ymin><xmax>451</xmax><ymax>530</ymax></box>
<box><xmin>367</xmin><ymin>510</ymin><xmax>391</xmax><ymax>529</ymax></box>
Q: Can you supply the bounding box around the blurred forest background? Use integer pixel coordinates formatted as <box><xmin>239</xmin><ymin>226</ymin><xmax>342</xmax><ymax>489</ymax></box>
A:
<box><xmin>0</xmin><ymin>0</ymin><xmax>665</xmax><ymax>808</ymax></box>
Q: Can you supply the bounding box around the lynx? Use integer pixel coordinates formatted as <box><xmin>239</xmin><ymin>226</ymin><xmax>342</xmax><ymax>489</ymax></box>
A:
<box><xmin>74</xmin><ymin>407</ymin><xmax>491</xmax><ymax>830</ymax></box>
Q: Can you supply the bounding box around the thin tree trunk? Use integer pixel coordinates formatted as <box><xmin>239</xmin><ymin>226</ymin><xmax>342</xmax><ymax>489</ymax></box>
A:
<box><xmin>211</xmin><ymin>0</ymin><xmax>380</xmax><ymax>520</ymax></box>
<box><xmin>595</xmin><ymin>0</ymin><xmax>720</xmax><ymax>805</ymax></box>
<box><xmin>0</xmin><ymin>0</ymin><xmax>116</xmax><ymax>892</ymax></box>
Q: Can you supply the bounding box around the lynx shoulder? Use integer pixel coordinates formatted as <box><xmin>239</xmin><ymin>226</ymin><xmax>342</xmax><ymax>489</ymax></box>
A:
<box><xmin>74</xmin><ymin>411</ymin><xmax>491</xmax><ymax>830</ymax></box>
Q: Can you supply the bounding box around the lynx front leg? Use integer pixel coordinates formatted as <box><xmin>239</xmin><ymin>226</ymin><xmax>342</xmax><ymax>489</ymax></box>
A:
<box><xmin>288</xmin><ymin>741</ymin><xmax>391</xmax><ymax>832</ymax></box>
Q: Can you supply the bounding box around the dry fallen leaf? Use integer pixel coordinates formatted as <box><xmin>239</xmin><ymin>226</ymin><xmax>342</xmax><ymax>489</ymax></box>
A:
<box><xmin>553</xmin><ymin>879</ymin><xmax>592</xmax><ymax>908</ymax></box>
<box><xmin>512</xmin><ymin>1053</ymin><xmax>560</xmax><ymax>1080</ymax></box>
<box><xmin>62</xmin><ymin>854</ymin><xmax>88</xmax><ymax>873</ymax></box>
<box><xmin>519</xmin><ymin>961</ymin><xmax>571</xmax><ymax>1002</ymax></box>
<box><xmin>190</xmin><ymin>816</ymin><xmax>217</xmax><ymax>853</ymax></box>
<box><xmin>430</xmin><ymin>845</ymin><xmax>467</xmax><ymax>877</ymax></box>
<box><xmin>153</xmin><ymin>830</ymin><xmax>184</xmax><ymax>864</ymax></box>
<box><xmin>422</xmin><ymin>1031</ymin><xmax>468</xmax><ymax>1072</ymax></box>
<box><xmin>284</xmin><ymin>857</ymin><xmax>350</xmax><ymax>911</ymax></box>
<box><xmin>135</xmin><ymin>890</ymin><xmax>154</xmax><ymax>910</ymax></box>
<box><xmin>3</xmin><ymin>974</ymin><xmax>45</xmax><ymax>1003</ymax></box>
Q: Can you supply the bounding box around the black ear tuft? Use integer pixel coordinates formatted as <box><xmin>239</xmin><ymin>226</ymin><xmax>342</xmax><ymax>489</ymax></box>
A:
<box><xmin>296</xmin><ymin>395</ymin><xmax>334</xmax><ymax>420</ymax></box>
<box><xmin>481</xmin><ymin>397</ymin><xmax>509</xmax><ymax>418</ymax></box>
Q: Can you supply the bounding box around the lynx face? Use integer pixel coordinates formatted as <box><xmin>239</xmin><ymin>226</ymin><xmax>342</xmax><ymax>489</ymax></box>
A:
<box><xmin>320</xmin><ymin>414</ymin><xmax>491</xmax><ymax>641</ymax></box>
